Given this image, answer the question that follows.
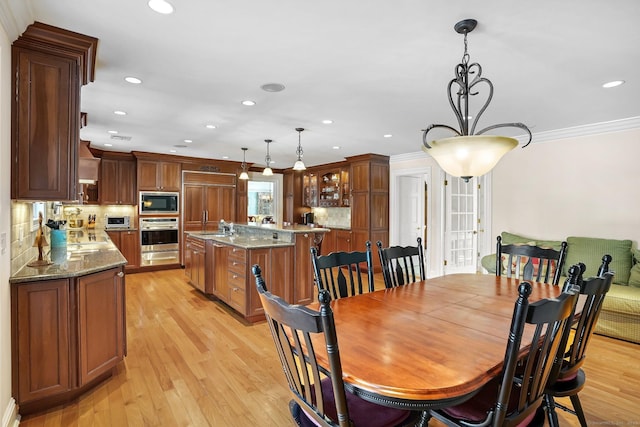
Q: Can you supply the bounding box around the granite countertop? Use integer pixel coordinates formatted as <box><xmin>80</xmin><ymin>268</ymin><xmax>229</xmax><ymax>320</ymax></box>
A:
<box><xmin>236</xmin><ymin>223</ymin><xmax>330</xmax><ymax>233</ymax></box>
<box><xmin>10</xmin><ymin>230</ymin><xmax>127</xmax><ymax>284</ymax></box>
<box><xmin>186</xmin><ymin>232</ymin><xmax>296</xmax><ymax>249</ymax></box>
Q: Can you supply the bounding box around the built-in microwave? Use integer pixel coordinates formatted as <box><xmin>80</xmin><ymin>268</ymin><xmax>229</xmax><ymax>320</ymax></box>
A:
<box><xmin>140</xmin><ymin>192</ymin><xmax>179</xmax><ymax>215</ymax></box>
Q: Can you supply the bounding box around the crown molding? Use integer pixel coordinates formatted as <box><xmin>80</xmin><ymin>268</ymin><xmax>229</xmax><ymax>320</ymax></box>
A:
<box><xmin>392</xmin><ymin>116</ymin><xmax>640</xmax><ymax>164</ymax></box>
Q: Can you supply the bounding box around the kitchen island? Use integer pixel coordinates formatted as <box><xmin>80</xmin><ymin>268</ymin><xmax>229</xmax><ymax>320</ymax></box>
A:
<box><xmin>185</xmin><ymin>223</ymin><xmax>328</xmax><ymax>322</ymax></box>
<box><xmin>9</xmin><ymin>231</ymin><xmax>127</xmax><ymax>415</ymax></box>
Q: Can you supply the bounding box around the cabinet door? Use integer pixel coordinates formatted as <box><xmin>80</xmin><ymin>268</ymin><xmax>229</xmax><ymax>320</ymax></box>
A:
<box><xmin>294</xmin><ymin>233</ymin><xmax>316</xmax><ymax>305</ymax></box>
<box><xmin>120</xmin><ymin>230</ymin><xmax>139</xmax><ymax>268</ymax></box>
<box><xmin>12</xmin><ymin>48</ymin><xmax>79</xmax><ymax>200</ymax></box>
<box><xmin>137</xmin><ymin>160</ymin><xmax>159</xmax><ymax>191</ymax></box>
<box><xmin>77</xmin><ymin>268</ymin><xmax>125</xmax><ymax>386</ymax></box>
<box><xmin>204</xmin><ymin>186</ymin><xmax>236</xmax><ymax>230</ymax></box>
<box><xmin>321</xmin><ymin>229</ymin><xmax>336</xmax><ymax>255</ymax></box>
<box><xmin>100</xmin><ymin>159</ymin><xmax>119</xmax><ymax>204</ymax></box>
<box><xmin>14</xmin><ymin>279</ymin><xmax>71</xmax><ymax>404</ymax></box>
<box><xmin>118</xmin><ymin>160</ymin><xmax>137</xmax><ymax>205</ymax></box>
<box><xmin>212</xmin><ymin>243</ymin><xmax>229</xmax><ymax>297</ymax></box>
<box><xmin>335</xmin><ymin>230</ymin><xmax>352</xmax><ymax>253</ymax></box>
<box><xmin>271</xmin><ymin>246</ymin><xmax>294</xmax><ymax>303</ymax></box>
<box><xmin>183</xmin><ymin>185</ymin><xmax>205</xmax><ymax>231</ymax></box>
<box><xmin>248</xmin><ymin>248</ymin><xmax>271</xmax><ymax>318</ymax></box>
<box><xmin>159</xmin><ymin>162</ymin><xmax>181</xmax><ymax>191</ymax></box>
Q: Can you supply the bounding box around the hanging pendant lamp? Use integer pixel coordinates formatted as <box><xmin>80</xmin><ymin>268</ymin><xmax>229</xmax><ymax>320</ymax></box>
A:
<box><xmin>422</xmin><ymin>19</ymin><xmax>532</xmax><ymax>182</ymax></box>
<box><xmin>263</xmin><ymin>139</ymin><xmax>273</xmax><ymax>176</ymax></box>
<box><xmin>239</xmin><ymin>147</ymin><xmax>249</xmax><ymax>180</ymax></box>
<box><xmin>292</xmin><ymin>128</ymin><xmax>306</xmax><ymax>171</ymax></box>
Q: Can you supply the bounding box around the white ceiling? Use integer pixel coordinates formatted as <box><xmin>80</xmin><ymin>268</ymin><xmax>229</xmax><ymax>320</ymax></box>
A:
<box><xmin>20</xmin><ymin>0</ymin><xmax>640</xmax><ymax>168</ymax></box>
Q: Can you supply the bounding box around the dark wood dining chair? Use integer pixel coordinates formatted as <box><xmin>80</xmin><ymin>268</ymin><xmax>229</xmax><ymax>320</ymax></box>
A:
<box><xmin>544</xmin><ymin>256</ymin><xmax>614</xmax><ymax>427</ymax></box>
<box><xmin>310</xmin><ymin>241</ymin><xmax>375</xmax><ymax>300</ymax></box>
<box><xmin>252</xmin><ymin>265</ymin><xmax>422</xmax><ymax>427</ymax></box>
<box><xmin>430</xmin><ymin>281</ymin><xmax>579</xmax><ymax>427</ymax></box>
<box><xmin>376</xmin><ymin>238</ymin><xmax>425</xmax><ymax>288</ymax></box>
<box><xmin>496</xmin><ymin>235</ymin><xmax>568</xmax><ymax>285</ymax></box>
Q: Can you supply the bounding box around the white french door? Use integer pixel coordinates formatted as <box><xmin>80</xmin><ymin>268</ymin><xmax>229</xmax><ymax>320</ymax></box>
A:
<box><xmin>443</xmin><ymin>175</ymin><xmax>486</xmax><ymax>274</ymax></box>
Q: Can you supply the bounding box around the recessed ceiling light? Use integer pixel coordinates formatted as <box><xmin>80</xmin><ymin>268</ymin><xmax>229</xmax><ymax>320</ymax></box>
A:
<box><xmin>602</xmin><ymin>80</ymin><xmax>625</xmax><ymax>88</ymax></box>
<box><xmin>169</xmin><ymin>149</ymin><xmax>177</xmax><ymax>153</ymax></box>
<box><xmin>261</xmin><ymin>83</ymin><xmax>285</xmax><ymax>92</ymax></box>
<box><xmin>322</xmin><ymin>120</ymin><xmax>334</xmax><ymax>124</ymax></box>
<box><xmin>148</xmin><ymin>0</ymin><xmax>174</xmax><ymax>14</ymax></box>
<box><xmin>332</xmin><ymin>146</ymin><xmax>341</xmax><ymax>150</ymax></box>
<box><xmin>241</xmin><ymin>100</ymin><xmax>256</xmax><ymax>106</ymax></box>
<box><xmin>184</xmin><ymin>139</ymin><xmax>192</xmax><ymax>143</ymax></box>
<box><xmin>107</xmin><ymin>130</ymin><xmax>118</xmax><ymax>134</ymax></box>
<box><xmin>205</xmin><ymin>124</ymin><xmax>216</xmax><ymax>129</ymax></box>
<box><xmin>174</xmin><ymin>144</ymin><xmax>187</xmax><ymax>148</ymax></box>
<box><xmin>114</xmin><ymin>110</ymin><xmax>127</xmax><ymax>116</ymax></box>
<box><xmin>104</xmin><ymin>143</ymin><xmax>113</xmax><ymax>147</ymax></box>
<box><xmin>222</xmin><ymin>156</ymin><xmax>229</xmax><ymax>159</ymax></box>
<box><xmin>383</xmin><ymin>134</ymin><xmax>393</xmax><ymax>138</ymax></box>
<box><xmin>124</xmin><ymin>76</ymin><xmax>142</xmax><ymax>84</ymax></box>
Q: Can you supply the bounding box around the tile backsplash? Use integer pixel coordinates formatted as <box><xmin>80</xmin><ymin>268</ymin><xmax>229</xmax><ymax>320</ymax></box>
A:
<box><xmin>311</xmin><ymin>207</ymin><xmax>351</xmax><ymax>228</ymax></box>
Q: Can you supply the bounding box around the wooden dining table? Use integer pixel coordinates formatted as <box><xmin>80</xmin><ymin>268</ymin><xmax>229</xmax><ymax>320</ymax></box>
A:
<box><xmin>307</xmin><ymin>273</ymin><xmax>562</xmax><ymax>411</ymax></box>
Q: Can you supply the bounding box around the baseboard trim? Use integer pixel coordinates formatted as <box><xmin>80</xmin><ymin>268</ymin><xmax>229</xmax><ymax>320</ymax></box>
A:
<box><xmin>1</xmin><ymin>398</ymin><xmax>20</xmax><ymax>427</ymax></box>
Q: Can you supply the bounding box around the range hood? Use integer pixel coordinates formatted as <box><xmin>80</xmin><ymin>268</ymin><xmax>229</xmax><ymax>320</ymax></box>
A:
<box><xmin>78</xmin><ymin>140</ymin><xmax>100</xmax><ymax>184</ymax></box>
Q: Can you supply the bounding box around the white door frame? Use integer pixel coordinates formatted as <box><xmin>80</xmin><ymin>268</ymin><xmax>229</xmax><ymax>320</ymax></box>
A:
<box><xmin>389</xmin><ymin>166</ymin><xmax>438</xmax><ymax>277</ymax></box>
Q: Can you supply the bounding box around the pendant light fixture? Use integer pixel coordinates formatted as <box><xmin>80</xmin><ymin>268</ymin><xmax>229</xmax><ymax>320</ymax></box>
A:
<box><xmin>239</xmin><ymin>147</ymin><xmax>249</xmax><ymax>180</ymax></box>
<box><xmin>422</xmin><ymin>19</ymin><xmax>532</xmax><ymax>182</ymax></box>
<box><xmin>263</xmin><ymin>139</ymin><xmax>273</xmax><ymax>176</ymax></box>
<box><xmin>292</xmin><ymin>127</ymin><xmax>306</xmax><ymax>171</ymax></box>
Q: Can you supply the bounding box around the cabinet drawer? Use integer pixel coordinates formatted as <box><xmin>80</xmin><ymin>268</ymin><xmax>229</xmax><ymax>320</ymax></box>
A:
<box><xmin>228</xmin><ymin>286</ymin><xmax>246</xmax><ymax>311</ymax></box>
<box><xmin>227</xmin><ymin>270</ymin><xmax>246</xmax><ymax>291</ymax></box>
<box><xmin>228</xmin><ymin>258</ymin><xmax>246</xmax><ymax>276</ymax></box>
<box><xmin>228</xmin><ymin>247</ymin><xmax>247</xmax><ymax>263</ymax></box>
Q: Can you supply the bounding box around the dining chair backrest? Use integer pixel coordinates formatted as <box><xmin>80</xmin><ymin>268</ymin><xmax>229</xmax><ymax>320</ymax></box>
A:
<box><xmin>252</xmin><ymin>264</ymin><xmax>350</xmax><ymax>426</ymax></box>
<box><xmin>252</xmin><ymin>264</ymin><xmax>416</xmax><ymax>427</ymax></box>
<box><xmin>551</xmin><ymin>257</ymin><xmax>614</xmax><ymax>384</ymax></box>
<box><xmin>311</xmin><ymin>241</ymin><xmax>375</xmax><ymax>300</ymax></box>
<box><xmin>376</xmin><ymin>238</ymin><xmax>425</xmax><ymax>288</ymax></box>
<box><xmin>496</xmin><ymin>235</ymin><xmax>568</xmax><ymax>285</ymax></box>
<box><xmin>495</xmin><ymin>282</ymin><xmax>578</xmax><ymax>426</ymax></box>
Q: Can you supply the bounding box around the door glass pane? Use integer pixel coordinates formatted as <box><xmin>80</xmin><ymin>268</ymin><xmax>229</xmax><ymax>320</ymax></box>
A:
<box><xmin>444</xmin><ymin>176</ymin><xmax>479</xmax><ymax>274</ymax></box>
<box><xmin>248</xmin><ymin>181</ymin><xmax>275</xmax><ymax>220</ymax></box>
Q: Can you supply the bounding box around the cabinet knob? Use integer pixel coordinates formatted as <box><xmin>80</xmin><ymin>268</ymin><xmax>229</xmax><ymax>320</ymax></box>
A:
<box><xmin>117</xmin><ymin>271</ymin><xmax>124</xmax><ymax>277</ymax></box>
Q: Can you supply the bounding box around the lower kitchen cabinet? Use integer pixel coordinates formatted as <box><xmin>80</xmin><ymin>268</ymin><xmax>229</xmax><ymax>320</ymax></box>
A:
<box><xmin>106</xmin><ymin>230</ymin><xmax>139</xmax><ymax>270</ymax></box>
<box><xmin>184</xmin><ymin>235</ymin><xmax>206</xmax><ymax>292</ymax></box>
<box><xmin>11</xmin><ymin>266</ymin><xmax>126</xmax><ymax>414</ymax></box>
<box><xmin>210</xmin><ymin>243</ymin><xmax>294</xmax><ymax>323</ymax></box>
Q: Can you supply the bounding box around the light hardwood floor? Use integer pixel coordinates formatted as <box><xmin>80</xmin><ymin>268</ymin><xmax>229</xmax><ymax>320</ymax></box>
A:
<box><xmin>18</xmin><ymin>269</ymin><xmax>640</xmax><ymax>426</ymax></box>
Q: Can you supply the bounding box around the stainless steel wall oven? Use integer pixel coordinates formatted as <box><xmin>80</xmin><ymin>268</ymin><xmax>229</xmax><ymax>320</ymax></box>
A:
<box><xmin>140</xmin><ymin>217</ymin><xmax>179</xmax><ymax>266</ymax></box>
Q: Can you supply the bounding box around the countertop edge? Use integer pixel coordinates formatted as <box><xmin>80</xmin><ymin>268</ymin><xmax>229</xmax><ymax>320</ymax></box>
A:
<box><xmin>9</xmin><ymin>259</ymin><xmax>127</xmax><ymax>284</ymax></box>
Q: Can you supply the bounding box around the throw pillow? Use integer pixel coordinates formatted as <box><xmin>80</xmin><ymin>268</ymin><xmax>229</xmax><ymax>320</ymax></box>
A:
<box><xmin>564</xmin><ymin>237</ymin><xmax>633</xmax><ymax>285</ymax></box>
<box><xmin>500</xmin><ymin>231</ymin><xmax>536</xmax><ymax>245</ymax></box>
<box><xmin>629</xmin><ymin>264</ymin><xmax>640</xmax><ymax>288</ymax></box>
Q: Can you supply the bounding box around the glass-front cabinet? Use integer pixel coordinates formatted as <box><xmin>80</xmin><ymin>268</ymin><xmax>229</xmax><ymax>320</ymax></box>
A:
<box><xmin>318</xmin><ymin>167</ymin><xmax>350</xmax><ymax>207</ymax></box>
<box><xmin>303</xmin><ymin>172</ymin><xmax>318</xmax><ymax>207</ymax></box>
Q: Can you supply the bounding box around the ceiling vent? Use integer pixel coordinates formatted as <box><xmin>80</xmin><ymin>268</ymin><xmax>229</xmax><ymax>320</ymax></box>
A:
<box><xmin>78</xmin><ymin>140</ymin><xmax>100</xmax><ymax>184</ymax></box>
<box><xmin>110</xmin><ymin>134</ymin><xmax>132</xmax><ymax>141</ymax></box>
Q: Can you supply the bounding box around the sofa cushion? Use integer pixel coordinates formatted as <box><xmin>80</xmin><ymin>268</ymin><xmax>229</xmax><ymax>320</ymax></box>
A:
<box><xmin>564</xmin><ymin>237</ymin><xmax>633</xmax><ymax>285</ymax></box>
<box><xmin>602</xmin><ymin>284</ymin><xmax>640</xmax><ymax>316</ymax></box>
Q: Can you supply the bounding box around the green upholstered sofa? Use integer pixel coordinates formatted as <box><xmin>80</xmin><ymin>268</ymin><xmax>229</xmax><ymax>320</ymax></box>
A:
<box><xmin>481</xmin><ymin>232</ymin><xmax>640</xmax><ymax>344</ymax></box>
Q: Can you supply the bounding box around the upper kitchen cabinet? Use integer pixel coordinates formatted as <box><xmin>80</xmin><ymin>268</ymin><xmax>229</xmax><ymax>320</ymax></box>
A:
<box><xmin>11</xmin><ymin>22</ymin><xmax>98</xmax><ymax>201</ymax></box>
<box><xmin>302</xmin><ymin>171</ymin><xmax>318</xmax><ymax>208</ymax></box>
<box><xmin>100</xmin><ymin>152</ymin><xmax>136</xmax><ymax>205</ymax></box>
<box><xmin>317</xmin><ymin>163</ymin><xmax>350</xmax><ymax>208</ymax></box>
<box><xmin>136</xmin><ymin>158</ymin><xmax>181</xmax><ymax>192</ymax></box>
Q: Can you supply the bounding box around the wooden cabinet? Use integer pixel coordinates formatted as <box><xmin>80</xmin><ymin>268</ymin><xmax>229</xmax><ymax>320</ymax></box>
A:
<box><xmin>13</xmin><ymin>279</ymin><xmax>71</xmax><ymax>404</ymax></box>
<box><xmin>284</xmin><ymin>170</ymin><xmax>304</xmax><ymax>224</ymax></box>
<box><xmin>302</xmin><ymin>171</ymin><xmax>318</xmax><ymax>207</ymax></box>
<box><xmin>77</xmin><ymin>268</ymin><xmax>126</xmax><ymax>385</ymax></box>
<box><xmin>183</xmin><ymin>172</ymin><xmax>237</xmax><ymax>232</ymax></box>
<box><xmin>100</xmin><ymin>156</ymin><xmax>136</xmax><ymax>205</ymax></box>
<box><xmin>318</xmin><ymin>165</ymin><xmax>349</xmax><ymax>207</ymax></box>
<box><xmin>137</xmin><ymin>160</ymin><xmax>181</xmax><ymax>191</ymax></box>
<box><xmin>106</xmin><ymin>230</ymin><xmax>139</xmax><ymax>270</ymax></box>
<box><xmin>336</xmin><ymin>229</ymin><xmax>353</xmax><ymax>253</ymax></box>
<box><xmin>347</xmin><ymin>154</ymin><xmax>390</xmax><ymax>262</ymax></box>
<box><xmin>11</xmin><ymin>267</ymin><xmax>126</xmax><ymax>413</ymax></box>
<box><xmin>11</xmin><ymin>23</ymin><xmax>98</xmax><ymax>201</ymax></box>
<box><xmin>184</xmin><ymin>236</ymin><xmax>206</xmax><ymax>292</ymax></box>
<box><xmin>294</xmin><ymin>232</ymin><xmax>319</xmax><ymax>305</ymax></box>
<box><xmin>209</xmin><ymin>243</ymin><xmax>295</xmax><ymax>322</ymax></box>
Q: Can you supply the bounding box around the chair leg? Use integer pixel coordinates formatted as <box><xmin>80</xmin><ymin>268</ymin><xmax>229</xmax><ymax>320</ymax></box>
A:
<box><xmin>417</xmin><ymin>411</ymin><xmax>431</xmax><ymax>427</ymax></box>
<box><xmin>544</xmin><ymin>394</ymin><xmax>560</xmax><ymax>427</ymax></box>
<box><xmin>570</xmin><ymin>394</ymin><xmax>588</xmax><ymax>427</ymax></box>
<box><xmin>289</xmin><ymin>400</ymin><xmax>302</xmax><ymax>426</ymax></box>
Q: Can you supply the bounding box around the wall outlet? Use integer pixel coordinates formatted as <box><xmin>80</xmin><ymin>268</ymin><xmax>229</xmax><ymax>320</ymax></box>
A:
<box><xmin>19</xmin><ymin>225</ymin><xmax>24</xmax><ymax>247</ymax></box>
<box><xmin>0</xmin><ymin>232</ymin><xmax>6</xmax><ymax>254</ymax></box>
